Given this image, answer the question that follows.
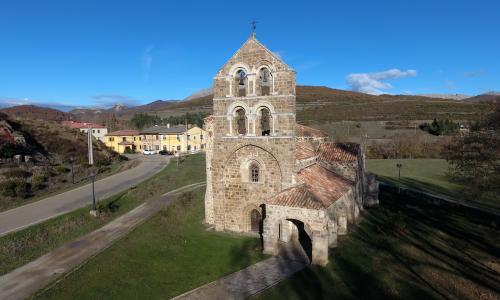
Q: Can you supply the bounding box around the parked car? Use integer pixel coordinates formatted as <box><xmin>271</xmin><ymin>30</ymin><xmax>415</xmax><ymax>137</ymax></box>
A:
<box><xmin>142</xmin><ymin>149</ymin><xmax>156</xmax><ymax>155</ymax></box>
<box><xmin>158</xmin><ymin>150</ymin><xmax>173</xmax><ymax>155</ymax></box>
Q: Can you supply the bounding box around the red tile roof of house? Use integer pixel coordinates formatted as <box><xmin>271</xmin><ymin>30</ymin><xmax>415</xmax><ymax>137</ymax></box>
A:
<box><xmin>317</xmin><ymin>142</ymin><xmax>360</xmax><ymax>163</ymax></box>
<box><xmin>296</xmin><ymin>142</ymin><xmax>317</xmax><ymax>160</ymax></box>
<box><xmin>296</xmin><ymin>124</ymin><xmax>328</xmax><ymax>138</ymax></box>
<box><xmin>62</xmin><ymin>121</ymin><xmax>106</xmax><ymax>129</ymax></box>
<box><xmin>107</xmin><ymin>130</ymin><xmax>139</xmax><ymax>136</ymax></box>
<box><xmin>268</xmin><ymin>164</ymin><xmax>353</xmax><ymax>209</ymax></box>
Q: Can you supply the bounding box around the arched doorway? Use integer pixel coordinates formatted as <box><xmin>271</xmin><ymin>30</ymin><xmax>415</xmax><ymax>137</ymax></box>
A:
<box><xmin>281</xmin><ymin>219</ymin><xmax>312</xmax><ymax>263</ymax></box>
<box><xmin>250</xmin><ymin>209</ymin><xmax>262</xmax><ymax>233</ymax></box>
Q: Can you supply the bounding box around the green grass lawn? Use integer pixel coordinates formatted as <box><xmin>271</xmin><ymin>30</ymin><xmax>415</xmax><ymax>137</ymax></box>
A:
<box><xmin>35</xmin><ymin>189</ymin><xmax>266</xmax><ymax>300</ymax></box>
<box><xmin>366</xmin><ymin>159</ymin><xmax>500</xmax><ymax>211</ymax></box>
<box><xmin>0</xmin><ymin>154</ymin><xmax>206</xmax><ymax>276</ymax></box>
<box><xmin>254</xmin><ymin>190</ymin><xmax>500</xmax><ymax>300</ymax></box>
<box><xmin>366</xmin><ymin>159</ymin><xmax>462</xmax><ymax>198</ymax></box>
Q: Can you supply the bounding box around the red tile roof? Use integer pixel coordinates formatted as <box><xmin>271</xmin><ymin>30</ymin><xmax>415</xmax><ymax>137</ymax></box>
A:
<box><xmin>296</xmin><ymin>142</ymin><xmax>317</xmax><ymax>160</ymax></box>
<box><xmin>62</xmin><ymin>121</ymin><xmax>106</xmax><ymax>129</ymax></box>
<box><xmin>268</xmin><ymin>164</ymin><xmax>353</xmax><ymax>209</ymax></box>
<box><xmin>317</xmin><ymin>142</ymin><xmax>360</xmax><ymax>163</ymax></box>
<box><xmin>296</xmin><ymin>124</ymin><xmax>328</xmax><ymax>138</ymax></box>
<box><xmin>107</xmin><ymin>130</ymin><xmax>139</xmax><ymax>136</ymax></box>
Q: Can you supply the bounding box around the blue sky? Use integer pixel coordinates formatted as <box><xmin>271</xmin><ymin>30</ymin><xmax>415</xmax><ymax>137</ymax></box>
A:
<box><xmin>1</xmin><ymin>0</ymin><xmax>499</xmax><ymax>110</ymax></box>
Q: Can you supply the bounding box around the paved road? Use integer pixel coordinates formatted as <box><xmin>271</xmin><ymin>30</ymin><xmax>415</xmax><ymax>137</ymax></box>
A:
<box><xmin>0</xmin><ymin>155</ymin><xmax>170</xmax><ymax>237</ymax></box>
<box><xmin>0</xmin><ymin>182</ymin><xmax>206</xmax><ymax>300</ymax></box>
<box><xmin>173</xmin><ymin>242</ymin><xmax>308</xmax><ymax>300</ymax></box>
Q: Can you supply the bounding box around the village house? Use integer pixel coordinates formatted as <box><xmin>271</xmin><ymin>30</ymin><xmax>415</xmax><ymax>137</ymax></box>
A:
<box><xmin>104</xmin><ymin>125</ymin><xmax>206</xmax><ymax>154</ymax></box>
<box><xmin>61</xmin><ymin>121</ymin><xmax>108</xmax><ymax>142</ymax></box>
<box><xmin>104</xmin><ymin>129</ymin><xmax>141</xmax><ymax>154</ymax></box>
<box><xmin>140</xmin><ymin>124</ymin><xmax>206</xmax><ymax>153</ymax></box>
<box><xmin>203</xmin><ymin>35</ymin><xmax>379</xmax><ymax>266</ymax></box>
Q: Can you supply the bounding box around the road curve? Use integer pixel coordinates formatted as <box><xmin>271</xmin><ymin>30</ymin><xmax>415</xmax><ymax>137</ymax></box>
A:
<box><xmin>0</xmin><ymin>155</ymin><xmax>169</xmax><ymax>237</ymax></box>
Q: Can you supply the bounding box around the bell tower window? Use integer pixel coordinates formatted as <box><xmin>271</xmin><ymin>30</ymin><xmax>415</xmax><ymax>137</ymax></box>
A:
<box><xmin>259</xmin><ymin>67</ymin><xmax>271</xmax><ymax>96</ymax></box>
<box><xmin>236</xmin><ymin>70</ymin><xmax>247</xmax><ymax>97</ymax></box>
<box><xmin>260</xmin><ymin>108</ymin><xmax>271</xmax><ymax>136</ymax></box>
<box><xmin>236</xmin><ymin>108</ymin><xmax>247</xmax><ymax>135</ymax></box>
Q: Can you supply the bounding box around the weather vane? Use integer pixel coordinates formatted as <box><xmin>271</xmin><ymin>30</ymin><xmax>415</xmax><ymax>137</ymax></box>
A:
<box><xmin>251</xmin><ymin>19</ymin><xmax>257</xmax><ymax>36</ymax></box>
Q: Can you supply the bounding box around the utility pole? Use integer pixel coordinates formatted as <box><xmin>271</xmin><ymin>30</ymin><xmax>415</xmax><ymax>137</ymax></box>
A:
<box><xmin>396</xmin><ymin>163</ymin><xmax>403</xmax><ymax>194</ymax></box>
<box><xmin>88</xmin><ymin>127</ymin><xmax>94</xmax><ymax>165</ymax></box>
<box><xmin>89</xmin><ymin>170</ymin><xmax>98</xmax><ymax>217</ymax></box>
<box><xmin>70</xmin><ymin>156</ymin><xmax>75</xmax><ymax>184</ymax></box>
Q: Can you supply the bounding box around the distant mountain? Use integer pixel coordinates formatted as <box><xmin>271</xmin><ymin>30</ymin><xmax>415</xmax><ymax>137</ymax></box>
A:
<box><xmin>127</xmin><ymin>100</ymin><xmax>179</xmax><ymax>112</ymax></box>
<box><xmin>464</xmin><ymin>92</ymin><xmax>500</xmax><ymax>103</ymax></box>
<box><xmin>419</xmin><ymin>93</ymin><xmax>470</xmax><ymax>101</ymax></box>
<box><xmin>184</xmin><ymin>88</ymin><xmax>213</xmax><ymax>101</ymax></box>
<box><xmin>0</xmin><ymin>105</ymin><xmax>71</xmax><ymax>122</ymax></box>
<box><xmin>2</xmin><ymin>86</ymin><xmax>492</xmax><ymax>124</ymax></box>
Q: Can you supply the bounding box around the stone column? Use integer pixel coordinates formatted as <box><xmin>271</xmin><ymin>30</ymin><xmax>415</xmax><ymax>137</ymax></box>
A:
<box><xmin>262</xmin><ymin>218</ymin><xmax>279</xmax><ymax>255</ymax></box>
<box><xmin>227</xmin><ymin>115</ymin><xmax>233</xmax><ymax>136</ymax></box>
<box><xmin>311</xmin><ymin>231</ymin><xmax>329</xmax><ymax>266</ymax></box>
<box><xmin>271</xmin><ymin>113</ymin><xmax>276</xmax><ymax>136</ymax></box>
<box><xmin>226</xmin><ymin>76</ymin><xmax>233</xmax><ymax>97</ymax></box>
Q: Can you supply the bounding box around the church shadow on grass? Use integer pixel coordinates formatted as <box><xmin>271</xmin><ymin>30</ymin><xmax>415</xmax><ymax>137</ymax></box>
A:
<box><xmin>251</xmin><ymin>189</ymin><xmax>500</xmax><ymax>300</ymax></box>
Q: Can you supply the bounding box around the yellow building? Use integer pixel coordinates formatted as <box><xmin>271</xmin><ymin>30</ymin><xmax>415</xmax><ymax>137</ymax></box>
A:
<box><xmin>140</xmin><ymin>125</ymin><xmax>206</xmax><ymax>153</ymax></box>
<box><xmin>104</xmin><ymin>130</ymin><xmax>141</xmax><ymax>154</ymax></box>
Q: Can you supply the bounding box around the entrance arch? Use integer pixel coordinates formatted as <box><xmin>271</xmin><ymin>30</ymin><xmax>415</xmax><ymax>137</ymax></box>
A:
<box><xmin>279</xmin><ymin>219</ymin><xmax>312</xmax><ymax>262</ymax></box>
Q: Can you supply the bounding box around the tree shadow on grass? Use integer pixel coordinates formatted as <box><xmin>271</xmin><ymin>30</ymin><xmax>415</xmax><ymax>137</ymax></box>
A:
<box><xmin>356</xmin><ymin>190</ymin><xmax>500</xmax><ymax>298</ymax></box>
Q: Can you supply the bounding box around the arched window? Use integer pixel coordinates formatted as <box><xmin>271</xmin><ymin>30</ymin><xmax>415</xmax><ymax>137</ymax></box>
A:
<box><xmin>259</xmin><ymin>67</ymin><xmax>271</xmax><ymax>96</ymax></box>
<box><xmin>260</xmin><ymin>108</ymin><xmax>271</xmax><ymax>136</ymax></box>
<box><xmin>236</xmin><ymin>108</ymin><xmax>247</xmax><ymax>135</ymax></box>
<box><xmin>250</xmin><ymin>162</ymin><xmax>260</xmax><ymax>182</ymax></box>
<box><xmin>236</xmin><ymin>70</ymin><xmax>247</xmax><ymax>97</ymax></box>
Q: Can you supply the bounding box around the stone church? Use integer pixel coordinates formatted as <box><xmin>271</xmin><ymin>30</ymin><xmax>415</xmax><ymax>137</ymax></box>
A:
<box><xmin>204</xmin><ymin>34</ymin><xmax>378</xmax><ymax>266</ymax></box>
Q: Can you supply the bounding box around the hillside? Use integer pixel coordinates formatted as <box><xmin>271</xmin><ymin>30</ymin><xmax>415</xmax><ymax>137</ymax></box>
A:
<box><xmin>0</xmin><ymin>105</ymin><xmax>71</xmax><ymax>122</ymax></box>
<box><xmin>177</xmin><ymin>85</ymin><xmax>489</xmax><ymax>123</ymax></box>
<box><xmin>464</xmin><ymin>92</ymin><xmax>500</xmax><ymax>103</ymax></box>
<box><xmin>0</xmin><ymin>114</ymin><xmax>127</xmax><ymax>209</ymax></box>
<box><xmin>1</xmin><ymin>86</ymin><xmax>491</xmax><ymax>124</ymax></box>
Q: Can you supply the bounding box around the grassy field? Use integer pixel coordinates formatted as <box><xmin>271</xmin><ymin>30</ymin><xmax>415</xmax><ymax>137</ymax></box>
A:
<box><xmin>35</xmin><ymin>189</ymin><xmax>266</xmax><ymax>300</ymax></box>
<box><xmin>366</xmin><ymin>159</ymin><xmax>500</xmax><ymax>211</ymax></box>
<box><xmin>254</xmin><ymin>190</ymin><xmax>500</xmax><ymax>300</ymax></box>
<box><xmin>317</xmin><ymin>121</ymin><xmax>439</xmax><ymax>142</ymax></box>
<box><xmin>366</xmin><ymin>159</ymin><xmax>461</xmax><ymax>198</ymax></box>
<box><xmin>0</xmin><ymin>154</ymin><xmax>206</xmax><ymax>275</ymax></box>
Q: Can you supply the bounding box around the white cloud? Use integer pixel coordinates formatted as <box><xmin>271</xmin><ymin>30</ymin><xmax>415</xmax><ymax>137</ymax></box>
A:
<box><xmin>346</xmin><ymin>68</ymin><xmax>417</xmax><ymax>95</ymax></box>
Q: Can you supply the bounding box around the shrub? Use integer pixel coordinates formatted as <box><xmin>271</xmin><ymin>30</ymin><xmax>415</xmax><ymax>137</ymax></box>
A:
<box><xmin>3</xmin><ymin>168</ymin><xmax>32</xmax><ymax>179</ymax></box>
<box><xmin>13</xmin><ymin>180</ymin><xmax>31</xmax><ymax>198</ymax></box>
<box><xmin>32</xmin><ymin>175</ymin><xmax>47</xmax><ymax>190</ymax></box>
<box><xmin>55</xmin><ymin>166</ymin><xmax>70</xmax><ymax>174</ymax></box>
<box><xmin>0</xmin><ymin>180</ymin><xmax>16</xmax><ymax>197</ymax></box>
